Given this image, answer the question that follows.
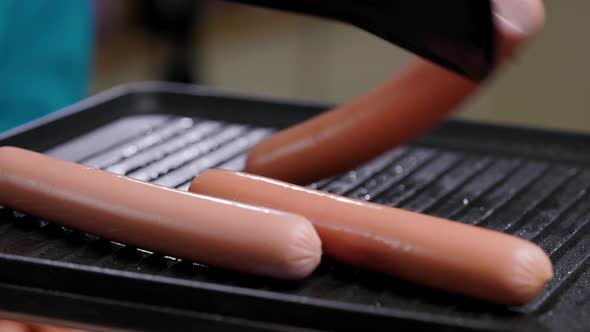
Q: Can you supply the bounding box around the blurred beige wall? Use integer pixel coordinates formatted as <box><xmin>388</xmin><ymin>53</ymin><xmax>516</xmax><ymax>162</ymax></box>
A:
<box><xmin>94</xmin><ymin>1</ymin><xmax>590</xmax><ymax>133</ymax></box>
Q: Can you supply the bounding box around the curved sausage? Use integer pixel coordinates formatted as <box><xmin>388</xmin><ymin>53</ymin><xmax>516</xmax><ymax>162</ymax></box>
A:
<box><xmin>244</xmin><ymin>0</ymin><xmax>546</xmax><ymax>185</ymax></box>
<box><xmin>244</xmin><ymin>61</ymin><xmax>478</xmax><ymax>185</ymax></box>
<box><xmin>0</xmin><ymin>147</ymin><xmax>321</xmax><ymax>280</ymax></box>
<box><xmin>190</xmin><ymin>169</ymin><xmax>554</xmax><ymax>305</ymax></box>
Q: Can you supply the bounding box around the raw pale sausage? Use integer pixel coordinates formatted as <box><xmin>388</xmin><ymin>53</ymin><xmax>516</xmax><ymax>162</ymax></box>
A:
<box><xmin>0</xmin><ymin>147</ymin><xmax>321</xmax><ymax>280</ymax></box>
<box><xmin>243</xmin><ymin>0</ymin><xmax>547</xmax><ymax>185</ymax></box>
<box><xmin>244</xmin><ymin>61</ymin><xmax>478</xmax><ymax>185</ymax></box>
<box><xmin>190</xmin><ymin>169</ymin><xmax>554</xmax><ymax>305</ymax></box>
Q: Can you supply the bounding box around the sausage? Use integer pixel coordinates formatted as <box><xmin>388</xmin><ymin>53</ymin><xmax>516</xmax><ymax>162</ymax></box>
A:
<box><xmin>189</xmin><ymin>169</ymin><xmax>554</xmax><ymax>305</ymax></box>
<box><xmin>244</xmin><ymin>61</ymin><xmax>478</xmax><ymax>185</ymax></box>
<box><xmin>243</xmin><ymin>0</ymin><xmax>547</xmax><ymax>186</ymax></box>
<box><xmin>0</xmin><ymin>147</ymin><xmax>321</xmax><ymax>280</ymax></box>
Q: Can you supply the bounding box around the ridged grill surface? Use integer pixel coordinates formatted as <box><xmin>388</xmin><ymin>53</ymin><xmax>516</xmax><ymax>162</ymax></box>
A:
<box><xmin>2</xmin><ymin>114</ymin><xmax>590</xmax><ymax>331</ymax></box>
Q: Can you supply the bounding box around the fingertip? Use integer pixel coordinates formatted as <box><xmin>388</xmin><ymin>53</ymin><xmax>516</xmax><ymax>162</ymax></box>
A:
<box><xmin>0</xmin><ymin>321</ymin><xmax>29</xmax><ymax>332</ymax></box>
<box><xmin>493</xmin><ymin>0</ymin><xmax>546</xmax><ymax>56</ymax></box>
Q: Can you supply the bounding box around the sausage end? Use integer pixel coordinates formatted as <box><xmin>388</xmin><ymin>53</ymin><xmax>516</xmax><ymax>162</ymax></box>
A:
<box><xmin>0</xmin><ymin>147</ymin><xmax>33</xmax><ymax>188</ymax></box>
<box><xmin>244</xmin><ymin>144</ymin><xmax>267</xmax><ymax>176</ymax></box>
<box><xmin>504</xmin><ymin>243</ymin><xmax>554</xmax><ymax>305</ymax></box>
<box><xmin>276</xmin><ymin>216</ymin><xmax>323</xmax><ymax>280</ymax></box>
<box><xmin>239</xmin><ymin>214</ymin><xmax>322</xmax><ymax>281</ymax></box>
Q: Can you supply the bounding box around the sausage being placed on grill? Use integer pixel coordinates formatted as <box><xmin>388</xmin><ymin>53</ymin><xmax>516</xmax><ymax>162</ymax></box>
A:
<box><xmin>244</xmin><ymin>60</ymin><xmax>474</xmax><ymax>185</ymax></box>
<box><xmin>189</xmin><ymin>169</ymin><xmax>554</xmax><ymax>305</ymax></box>
<box><xmin>243</xmin><ymin>0</ymin><xmax>546</xmax><ymax>185</ymax></box>
<box><xmin>0</xmin><ymin>147</ymin><xmax>322</xmax><ymax>280</ymax></box>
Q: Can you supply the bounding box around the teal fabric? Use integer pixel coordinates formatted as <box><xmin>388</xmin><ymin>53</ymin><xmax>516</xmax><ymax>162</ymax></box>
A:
<box><xmin>0</xmin><ymin>0</ymin><xmax>93</xmax><ymax>133</ymax></box>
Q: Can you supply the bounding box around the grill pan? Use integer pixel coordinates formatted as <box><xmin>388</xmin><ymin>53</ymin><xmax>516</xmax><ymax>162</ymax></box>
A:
<box><xmin>1</xmin><ymin>82</ymin><xmax>590</xmax><ymax>332</ymax></box>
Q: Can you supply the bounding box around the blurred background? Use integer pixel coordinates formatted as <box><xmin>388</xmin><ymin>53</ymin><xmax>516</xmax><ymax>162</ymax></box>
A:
<box><xmin>92</xmin><ymin>0</ymin><xmax>587</xmax><ymax>132</ymax></box>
